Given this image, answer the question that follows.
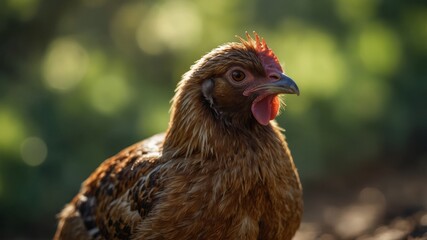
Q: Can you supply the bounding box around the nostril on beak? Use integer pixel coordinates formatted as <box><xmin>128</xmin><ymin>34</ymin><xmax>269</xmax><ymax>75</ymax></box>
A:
<box><xmin>270</xmin><ymin>73</ymin><xmax>280</xmax><ymax>81</ymax></box>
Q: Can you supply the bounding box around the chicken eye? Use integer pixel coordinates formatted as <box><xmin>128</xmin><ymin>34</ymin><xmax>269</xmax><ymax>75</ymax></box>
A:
<box><xmin>231</xmin><ymin>70</ymin><xmax>246</xmax><ymax>82</ymax></box>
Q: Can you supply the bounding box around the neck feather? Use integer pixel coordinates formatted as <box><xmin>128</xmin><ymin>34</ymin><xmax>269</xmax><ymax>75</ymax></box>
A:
<box><xmin>163</xmin><ymin>77</ymin><xmax>286</xmax><ymax>161</ymax></box>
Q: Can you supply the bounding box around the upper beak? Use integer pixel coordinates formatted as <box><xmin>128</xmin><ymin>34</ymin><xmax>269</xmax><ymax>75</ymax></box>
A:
<box><xmin>245</xmin><ymin>73</ymin><xmax>300</xmax><ymax>96</ymax></box>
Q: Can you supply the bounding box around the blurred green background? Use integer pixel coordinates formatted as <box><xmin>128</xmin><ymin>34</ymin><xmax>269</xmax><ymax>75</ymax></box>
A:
<box><xmin>0</xmin><ymin>0</ymin><xmax>426</xmax><ymax>238</ymax></box>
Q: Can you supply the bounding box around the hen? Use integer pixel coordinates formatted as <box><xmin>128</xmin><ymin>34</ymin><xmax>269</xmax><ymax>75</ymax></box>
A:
<box><xmin>54</xmin><ymin>32</ymin><xmax>302</xmax><ymax>240</ymax></box>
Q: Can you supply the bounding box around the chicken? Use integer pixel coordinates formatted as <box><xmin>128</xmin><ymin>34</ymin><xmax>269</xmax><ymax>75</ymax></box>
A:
<box><xmin>54</xmin><ymin>32</ymin><xmax>302</xmax><ymax>240</ymax></box>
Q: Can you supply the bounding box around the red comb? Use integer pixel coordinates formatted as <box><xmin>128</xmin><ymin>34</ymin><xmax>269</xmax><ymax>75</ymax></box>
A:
<box><xmin>238</xmin><ymin>31</ymin><xmax>283</xmax><ymax>73</ymax></box>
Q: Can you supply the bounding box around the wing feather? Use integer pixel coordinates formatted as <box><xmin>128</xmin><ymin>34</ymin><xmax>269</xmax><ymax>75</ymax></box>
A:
<box><xmin>56</xmin><ymin>134</ymin><xmax>166</xmax><ymax>239</ymax></box>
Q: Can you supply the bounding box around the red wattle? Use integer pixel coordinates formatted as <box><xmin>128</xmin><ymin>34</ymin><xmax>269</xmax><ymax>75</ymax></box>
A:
<box><xmin>270</xmin><ymin>96</ymin><xmax>280</xmax><ymax>120</ymax></box>
<box><xmin>251</xmin><ymin>95</ymin><xmax>280</xmax><ymax>126</ymax></box>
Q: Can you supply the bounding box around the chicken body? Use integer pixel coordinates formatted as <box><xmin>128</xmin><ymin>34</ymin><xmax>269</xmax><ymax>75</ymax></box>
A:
<box><xmin>55</xmin><ymin>33</ymin><xmax>303</xmax><ymax>240</ymax></box>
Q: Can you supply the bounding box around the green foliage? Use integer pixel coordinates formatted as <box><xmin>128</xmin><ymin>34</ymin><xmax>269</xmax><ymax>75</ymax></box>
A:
<box><xmin>0</xmin><ymin>0</ymin><xmax>426</xmax><ymax>237</ymax></box>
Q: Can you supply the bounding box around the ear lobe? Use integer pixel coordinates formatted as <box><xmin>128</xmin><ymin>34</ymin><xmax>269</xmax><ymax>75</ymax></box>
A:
<box><xmin>202</xmin><ymin>78</ymin><xmax>215</xmax><ymax>107</ymax></box>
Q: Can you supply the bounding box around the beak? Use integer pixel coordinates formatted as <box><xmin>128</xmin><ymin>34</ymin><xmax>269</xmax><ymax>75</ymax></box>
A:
<box><xmin>245</xmin><ymin>73</ymin><xmax>300</xmax><ymax>96</ymax></box>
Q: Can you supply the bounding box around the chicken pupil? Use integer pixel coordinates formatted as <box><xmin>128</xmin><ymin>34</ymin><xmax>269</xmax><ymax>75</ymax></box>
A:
<box><xmin>232</xmin><ymin>70</ymin><xmax>245</xmax><ymax>81</ymax></box>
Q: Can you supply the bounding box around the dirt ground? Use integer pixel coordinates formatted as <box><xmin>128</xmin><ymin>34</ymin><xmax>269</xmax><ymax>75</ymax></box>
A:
<box><xmin>295</xmin><ymin>163</ymin><xmax>427</xmax><ymax>240</ymax></box>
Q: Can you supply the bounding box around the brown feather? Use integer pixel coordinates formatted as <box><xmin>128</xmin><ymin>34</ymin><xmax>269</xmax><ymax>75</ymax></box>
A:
<box><xmin>54</xmin><ymin>33</ymin><xmax>303</xmax><ymax>240</ymax></box>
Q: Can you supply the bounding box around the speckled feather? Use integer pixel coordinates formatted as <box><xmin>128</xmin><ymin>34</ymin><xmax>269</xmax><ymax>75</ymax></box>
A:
<box><xmin>54</xmin><ymin>33</ymin><xmax>303</xmax><ymax>240</ymax></box>
<box><xmin>54</xmin><ymin>134</ymin><xmax>165</xmax><ymax>240</ymax></box>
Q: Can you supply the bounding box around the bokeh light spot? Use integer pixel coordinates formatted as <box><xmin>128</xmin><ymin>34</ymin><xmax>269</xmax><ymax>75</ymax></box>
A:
<box><xmin>0</xmin><ymin>106</ymin><xmax>25</xmax><ymax>153</ymax></box>
<box><xmin>88</xmin><ymin>74</ymin><xmax>131</xmax><ymax>115</ymax></box>
<box><xmin>274</xmin><ymin>20</ymin><xmax>346</xmax><ymax>99</ymax></box>
<box><xmin>43</xmin><ymin>38</ymin><xmax>89</xmax><ymax>91</ymax></box>
<box><xmin>136</xmin><ymin>1</ymin><xmax>202</xmax><ymax>54</ymax></box>
<box><xmin>334</xmin><ymin>0</ymin><xmax>379</xmax><ymax>24</ymax></box>
<box><xmin>421</xmin><ymin>213</ymin><xmax>427</xmax><ymax>226</ymax></box>
<box><xmin>110</xmin><ymin>3</ymin><xmax>146</xmax><ymax>54</ymax></box>
<box><xmin>7</xmin><ymin>0</ymin><xmax>39</xmax><ymax>20</ymax></box>
<box><xmin>355</xmin><ymin>23</ymin><xmax>401</xmax><ymax>76</ymax></box>
<box><xmin>20</xmin><ymin>137</ymin><xmax>47</xmax><ymax>167</ymax></box>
